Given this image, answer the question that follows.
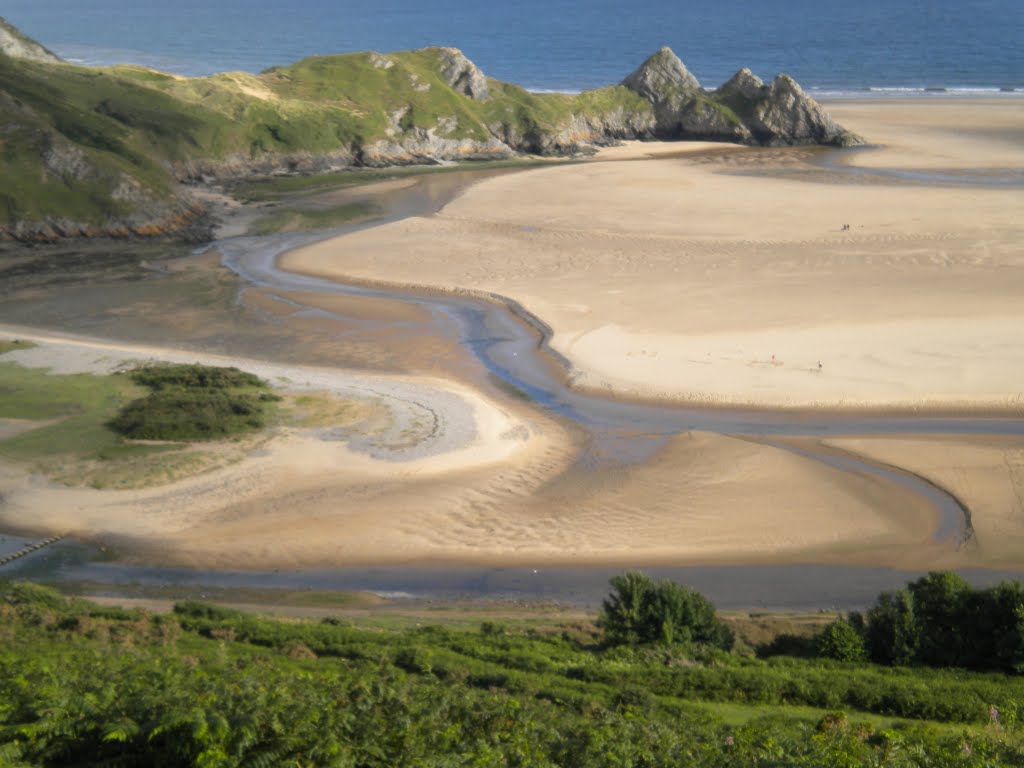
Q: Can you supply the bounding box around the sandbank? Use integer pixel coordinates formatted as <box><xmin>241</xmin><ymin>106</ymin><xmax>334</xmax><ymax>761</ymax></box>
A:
<box><xmin>285</xmin><ymin>98</ymin><xmax>1024</xmax><ymax>410</ymax></box>
<box><xmin>0</xmin><ymin>328</ymin><xmax>974</xmax><ymax>570</ymax></box>
<box><xmin>826</xmin><ymin>434</ymin><xmax>1024</xmax><ymax>567</ymax></box>
<box><xmin>0</xmin><ymin>326</ymin><xmax>573</xmax><ymax>565</ymax></box>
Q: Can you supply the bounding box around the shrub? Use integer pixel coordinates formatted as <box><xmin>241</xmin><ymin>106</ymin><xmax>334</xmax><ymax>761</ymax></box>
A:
<box><xmin>599</xmin><ymin>572</ymin><xmax>734</xmax><ymax>650</ymax></box>
<box><xmin>815</xmin><ymin>619</ymin><xmax>867</xmax><ymax>662</ymax></box>
<box><xmin>107</xmin><ymin>363</ymin><xmax>276</xmax><ymax>441</ymax></box>
<box><xmin>127</xmin><ymin>363</ymin><xmax>264</xmax><ymax>390</ymax></box>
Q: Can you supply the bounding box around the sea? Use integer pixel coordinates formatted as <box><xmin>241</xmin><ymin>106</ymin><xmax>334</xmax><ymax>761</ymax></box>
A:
<box><xmin>4</xmin><ymin>0</ymin><xmax>1022</xmax><ymax>96</ymax></box>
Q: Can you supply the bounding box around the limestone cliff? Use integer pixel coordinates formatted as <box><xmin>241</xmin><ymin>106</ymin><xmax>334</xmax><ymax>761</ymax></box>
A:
<box><xmin>621</xmin><ymin>47</ymin><xmax>862</xmax><ymax>147</ymax></box>
<box><xmin>0</xmin><ymin>17</ymin><xmax>62</xmax><ymax>64</ymax></box>
<box><xmin>437</xmin><ymin>47</ymin><xmax>490</xmax><ymax>101</ymax></box>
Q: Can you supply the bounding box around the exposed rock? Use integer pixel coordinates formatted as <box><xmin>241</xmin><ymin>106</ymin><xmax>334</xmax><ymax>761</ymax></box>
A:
<box><xmin>170</xmin><ymin>148</ymin><xmax>358</xmax><ymax>182</ymax></box>
<box><xmin>360</xmin><ymin>129</ymin><xmax>513</xmax><ymax>166</ymax></box>
<box><xmin>436</xmin><ymin>115</ymin><xmax>459</xmax><ymax>135</ymax></box>
<box><xmin>621</xmin><ymin>47</ymin><xmax>861</xmax><ymax>147</ymax></box>
<box><xmin>716</xmin><ymin>67</ymin><xmax>765</xmax><ymax>102</ymax></box>
<box><xmin>38</xmin><ymin>133</ymin><xmax>93</xmax><ymax>182</ymax></box>
<box><xmin>621</xmin><ymin>46</ymin><xmax>702</xmax><ymax>134</ymax></box>
<box><xmin>436</xmin><ymin>47</ymin><xmax>490</xmax><ymax>101</ymax></box>
<box><xmin>490</xmin><ymin>107</ymin><xmax>656</xmax><ymax>155</ymax></box>
<box><xmin>367</xmin><ymin>52</ymin><xmax>393</xmax><ymax>70</ymax></box>
<box><xmin>622</xmin><ymin>46</ymin><xmax>702</xmax><ymax>97</ymax></box>
<box><xmin>0</xmin><ymin>17</ymin><xmax>62</xmax><ymax>64</ymax></box>
<box><xmin>746</xmin><ymin>74</ymin><xmax>864</xmax><ymax>147</ymax></box>
<box><xmin>385</xmin><ymin>106</ymin><xmax>411</xmax><ymax>137</ymax></box>
<box><xmin>675</xmin><ymin>97</ymin><xmax>752</xmax><ymax>143</ymax></box>
<box><xmin>0</xmin><ymin>200</ymin><xmax>214</xmax><ymax>244</ymax></box>
<box><xmin>408</xmin><ymin>72</ymin><xmax>431</xmax><ymax>92</ymax></box>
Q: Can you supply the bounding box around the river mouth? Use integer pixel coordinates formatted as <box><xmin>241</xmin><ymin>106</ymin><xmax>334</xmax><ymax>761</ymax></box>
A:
<box><xmin>218</xmin><ymin>152</ymin><xmax>1024</xmax><ymax>553</ymax></box>
<box><xmin>3</xmin><ymin>147</ymin><xmax>1023</xmax><ymax>607</ymax></box>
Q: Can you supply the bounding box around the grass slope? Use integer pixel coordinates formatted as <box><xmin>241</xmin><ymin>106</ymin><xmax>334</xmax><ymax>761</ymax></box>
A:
<box><xmin>0</xmin><ymin>36</ymin><xmax>650</xmax><ymax>237</ymax></box>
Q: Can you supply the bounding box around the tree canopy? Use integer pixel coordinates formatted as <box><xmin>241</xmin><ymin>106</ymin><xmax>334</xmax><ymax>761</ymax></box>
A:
<box><xmin>599</xmin><ymin>571</ymin><xmax>734</xmax><ymax>650</ymax></box>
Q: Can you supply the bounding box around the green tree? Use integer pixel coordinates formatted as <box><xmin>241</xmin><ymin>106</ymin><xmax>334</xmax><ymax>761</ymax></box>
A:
<box><xmin>864</xmin><ymin>589</ymin><xmax>918</xmax><ymax>666</ymax></box>
<box><xmin>815</xmin><ymin>619</ymin><xmax>867</xmax><ymax>662</ymax></box>
<box><xmin>961</xmin><ymin>580</ymin><xmax>1024</xmax><ymax>672</ymax></box>
<box><xmin>599</xmin><ymin>572</ymin><xmax>733</xmax><ymax>650</ymax></box>
<box><xmin>908</xmin><ymin>571</ymin><xmax>970</xmax><ymax>667</ymax></box>
<box><xmin>599</xmin><ymin>571</ymin><xmax>653</xmax><ymax>645</ymax></box>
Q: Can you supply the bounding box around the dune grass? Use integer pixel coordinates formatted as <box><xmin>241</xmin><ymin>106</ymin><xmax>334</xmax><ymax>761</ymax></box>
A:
<box><xmin>0</xmin><ymin>43</ymin><xmax>642</xmax><ymax>233</ymax></box>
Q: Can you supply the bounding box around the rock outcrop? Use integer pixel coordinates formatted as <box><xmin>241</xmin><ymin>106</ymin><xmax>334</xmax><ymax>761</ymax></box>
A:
<box><xmin>436</xmin><ymin>47</ymin><xmax>490</xmax><ymax>101</ymax></box>
<box><xmin>0</xmin><ymin>17</ymin><xmax>62</xmax><ymax>64</ymax></box>
<box><xmin>621</xmin><ymin>47</ymin><xmax>703</xmax><ymax>135</ymax></box>
<box><xmin>361</xmin><ymin>130</ymin><xmax>512</xmax><ymax>166</ymax></box>
<box><xmin>623</xmin><ymin>46</ymin><xmax>862</xmax><ymax>147</ymax></box>
<box><xmin>747</xmin><ymin>74</ymin><xmax>861</xmax><ymax>146</ymax></box>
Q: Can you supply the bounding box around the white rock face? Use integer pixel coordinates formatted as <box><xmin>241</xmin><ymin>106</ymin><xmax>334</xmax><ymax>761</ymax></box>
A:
<box><xmin>367</xmin><ymin>52</ymin><xmax>394</xmax><ymax>70</ymax></box>
<box><xmin>436</xmin><ymin>47</ymin><xmax>490</xmax><ymax>101</ymax></box>
<box><xmin>0</xmin><ymin>17</ymin><xmax>62</xmax><ymax>63</ymax></box>
<box><xmin>751</xmin><ymin>74</ymin><xmax>860</xmax><ymax>146</ymax></box>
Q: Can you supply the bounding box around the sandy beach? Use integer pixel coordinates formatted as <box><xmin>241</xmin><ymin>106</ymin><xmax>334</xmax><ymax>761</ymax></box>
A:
<box><xmin>287</xmin><ymin>99</ymin><xmax>1024</xmax><ymax>410</ymax></box>
<box><xmin>3</xmin><ymin>99</ymin><xmax>1024</xmax><ymax>572</ymax></box>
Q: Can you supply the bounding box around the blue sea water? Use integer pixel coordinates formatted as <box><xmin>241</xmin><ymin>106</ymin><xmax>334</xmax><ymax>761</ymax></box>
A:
<box><xmin>4</xmin><ymin>0</ymin><xmax>1022</xmax><ymax>94</ymax></box>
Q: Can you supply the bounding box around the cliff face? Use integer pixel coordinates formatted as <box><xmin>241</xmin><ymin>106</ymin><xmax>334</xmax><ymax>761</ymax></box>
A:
<box><xmin>0</xmin><ymin>17</ymin><xmax>62</xmax><ymax>64</ymax></box>
<box><xmin>0</xmin><ymin>22</ymin><xmax>863</xmax><ymax>243</ymax></box>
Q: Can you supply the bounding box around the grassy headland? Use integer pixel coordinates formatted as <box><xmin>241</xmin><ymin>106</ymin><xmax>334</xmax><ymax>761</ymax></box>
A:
<box><xmin>2</xmin><ymin>19</ymin><xmax>866</xmax><ymax>242</ymax></box>
<box><xmin>0</xmin><ymin>43</ymin><xmax>651</xmax><ymax>240</ymax></box>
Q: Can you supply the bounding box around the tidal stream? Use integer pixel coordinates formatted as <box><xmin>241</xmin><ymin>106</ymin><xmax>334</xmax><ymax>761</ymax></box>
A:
<box><xmin>217</xmin><ymin>164</ymin><xmax>1024</xmax><ymax>550</ymax></box>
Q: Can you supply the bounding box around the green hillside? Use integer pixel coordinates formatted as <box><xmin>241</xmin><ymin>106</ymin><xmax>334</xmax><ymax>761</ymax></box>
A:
<box><xmin>0</xmin><ymin>21</ymin><xmax>859</xmax><ymax>242</ymax></box>
<box><xmin>0</xmin><ymin>40</ymin><xmax>648</xmax><ymax>241</ymax></box>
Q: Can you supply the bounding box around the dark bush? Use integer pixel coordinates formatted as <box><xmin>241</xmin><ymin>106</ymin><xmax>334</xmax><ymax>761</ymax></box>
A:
<box><xmin>599</xmin><ymin>571</ymin><xmax>734</xmax><ymax>650</ymax></box>
<box><xmin>815</xmin><ymin>619</ymin><xmax>867</xmax><ymax>662</ymax></box>
<box><xmin>127</xmin><ymin>363</ymin><xmax>264</xmax><ymax>390</ymax></box>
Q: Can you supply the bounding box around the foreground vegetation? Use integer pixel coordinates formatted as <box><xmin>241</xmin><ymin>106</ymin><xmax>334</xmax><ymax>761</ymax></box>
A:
<box><xmin>1</xmin><ymin>576</ymin><xmax>1022</xmax><ymax>766</ymax></box>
